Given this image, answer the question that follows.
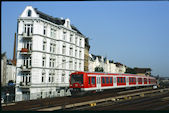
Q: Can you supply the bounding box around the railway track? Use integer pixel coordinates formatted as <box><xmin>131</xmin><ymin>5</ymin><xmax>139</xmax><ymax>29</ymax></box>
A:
<box><xmin>71</xmin><ymin>89</ymin><xmax>169</xmax><ymax>110</ymax></box>
<box><xmin>2</xmin><ymin>87</ymin><xmax>168</xmax><ymax>111</ymax></box>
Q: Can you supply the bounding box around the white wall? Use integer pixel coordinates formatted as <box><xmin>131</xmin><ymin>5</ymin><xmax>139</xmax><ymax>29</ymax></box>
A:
<box><xmin>6</xmin><ymin>65</ymin><xmax>16</xmax><ymax>83</ymax></box>
<box><xmin>88</xmin><ymin>54</ymin><xmax>126</xmax><ymax>73</ymax></box>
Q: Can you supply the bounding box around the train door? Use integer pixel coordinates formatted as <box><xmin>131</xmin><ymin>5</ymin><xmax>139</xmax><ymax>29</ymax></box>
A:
<box><xmin>136</xmin><ymin>77</ymin><xmax>138</xmax><ymax>85</ymax></box>
<box><xmin>126</xmin><ymin>77</ymin><xmax>129</xmax><ymax>86</ymax></box>
<box><xmin>113</xmin><ymin>76</ymin><xmax>117</xmax><ymax>87</ymax></box>
<box><xmin>96</xmin><ymin>75</ymin><xmax>102</xmax><ymax>92</ymax></box>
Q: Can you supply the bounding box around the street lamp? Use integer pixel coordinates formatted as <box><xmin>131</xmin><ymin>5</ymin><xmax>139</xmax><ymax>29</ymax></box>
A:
<box><xmin>6</xmin><ymin>93</ymin><xmax>9</xmax><ymax>106</ymax></box>
<box><xmin>50</xmin><ymin>61</ymin><xmax>70</xmax><ymax>97</ymax></box>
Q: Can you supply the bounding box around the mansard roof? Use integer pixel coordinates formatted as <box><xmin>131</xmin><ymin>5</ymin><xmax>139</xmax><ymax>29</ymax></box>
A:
<box><xmin>34</xmin><ymin>8</ymin><xmax>65</xmax><ymax>25</ymax></box>
<box><xmin>71</xmin><ymin>25</ymin><xmax>83</xmax><ymax>35</ymax></box>
<box><xmin>34</xmin><ymin>8</ymin><xmax>83</xmax><ymax>36</ymax></box>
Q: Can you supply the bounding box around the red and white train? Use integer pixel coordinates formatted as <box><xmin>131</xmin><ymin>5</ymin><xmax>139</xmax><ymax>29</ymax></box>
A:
<box><xmin>69</xmin><ymin>71</ymin><xmax>157</xmax><ymax>95</ymax></box>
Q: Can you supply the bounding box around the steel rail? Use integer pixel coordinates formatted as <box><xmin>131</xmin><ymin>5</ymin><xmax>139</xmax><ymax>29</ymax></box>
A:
<box><xmin>37</xmin><ymin>88</ymin><xmax>169</xmax><ymax>111</ymax></box>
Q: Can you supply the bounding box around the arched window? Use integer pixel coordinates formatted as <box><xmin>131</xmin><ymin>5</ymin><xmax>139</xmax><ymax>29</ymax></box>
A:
<box><xmin>28</xmin><ymin>10</ymin><xmax>32</xmax><ymax>17</ymax></box>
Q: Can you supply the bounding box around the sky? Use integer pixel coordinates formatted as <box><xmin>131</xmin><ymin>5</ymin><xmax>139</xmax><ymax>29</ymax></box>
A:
<box><xmin>1</xmin><ymin>1</ymin><xmax>169</xmax><ymax>77</ymax></box>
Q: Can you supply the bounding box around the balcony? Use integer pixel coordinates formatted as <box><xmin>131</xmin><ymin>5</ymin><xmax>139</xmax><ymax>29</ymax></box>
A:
<box><xmin>19</xmin><ymin>82</ymin><xmax>31</xmax><ymax>88</ymax></box>
<box><xmin>22</xmin><ymin>32</ymin><xmax>33</xmax><ymax>38</ymax></box>
<box><xmin>20</xmin><ymin>48</ymin><xmax>32</xmax><ymax>55</ymax></box>
<box><xmin>20</xmin><ymin>65</ymin><xmax>31</xmax><ymax>72</ymax></box>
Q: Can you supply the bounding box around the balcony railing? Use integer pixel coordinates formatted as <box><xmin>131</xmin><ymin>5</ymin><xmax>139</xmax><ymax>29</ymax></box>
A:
<box><xmin>20</xmin><ymin>65</ymin><xmax>31</xmax><ymax>72</ymax></box>
<box><xmin>22</xmin><ymin>32</ymin><xmax>33</xmax><ymax>38</ymax></box>
<box><xmin>19</xmin><ymin>82</ymin><xmax>31</xmax><ymax>88</ymax></box>
<box><xmin>20</xmin><ymin>48</ymin><xmax>32</xmax><ymax>55</ymax></box>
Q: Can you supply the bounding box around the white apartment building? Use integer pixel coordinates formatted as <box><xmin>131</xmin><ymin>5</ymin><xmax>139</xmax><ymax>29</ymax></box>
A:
<box><xmin>88</xmin><ymin>54</ymin><xmax>126</xmax><ymax>73</ymax></box>
<box><xmin>15</xmin><ymin>6</ymin><xmax>85</xmax><ymax>101</ymax></box>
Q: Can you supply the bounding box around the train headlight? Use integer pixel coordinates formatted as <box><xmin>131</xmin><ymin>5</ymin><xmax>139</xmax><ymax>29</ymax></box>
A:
<box><xmin>81</xmin><ymin>84</ymin><xmax>84</xmax><ymax>86</ymax></box>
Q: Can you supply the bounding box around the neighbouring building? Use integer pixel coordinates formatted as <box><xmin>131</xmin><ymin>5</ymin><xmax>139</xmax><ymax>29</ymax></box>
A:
<box><xmin>15</xmin><ymin>6</ymin><xmax>85</xmax><ymax>101</ymax></box>
<box><xmin>88</xmin><ymin>54</ymin><xmax>103</xmax><ymax>72</ymax></box>
<box><xmin>1</xmin><ymin>54</ymin><xmax>16</xmax><ymax>86</ymax></box>
<box><xmin>88</xmin><ymin>54</ymin><xmax>126</xmax><ymax>73</ymax></box>
<box><xmin>6</xmin><ymin>60</ymin><xmax>16</xmax><ymax>84</ymax></box>
<box><xmin>84</xmin><ymin>38</ymin><xmax>90</xmax><ymax>71</ymax></box>
<box><xmin>114</xmin><ymin>62</ymin><xmax>126</xmax><ymax>73</ymax></box>
<box><xmin>134</xmin><ymin>68</ymin><xmax>152</xmax><ymax>76</ymax></box>
<box><xmin>125</xmin><ymin>67</ymin><xmax>152</xmax><ymax>76</ymax></box>
<box><xmin>1</xmin><ymin>52</ymin><xmax>7</xmax><ymax>86</ymax></box>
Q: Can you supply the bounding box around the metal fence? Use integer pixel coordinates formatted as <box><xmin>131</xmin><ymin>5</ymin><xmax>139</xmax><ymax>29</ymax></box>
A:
<box><xmin>2</xmin><ymin>89</ymin><xmax>71</xmax><ymax>104</ymax></box>
<box><xmin>1</xmin><ymin>94</ymin><xmax>15</xmax><ymax>104</ymax></box>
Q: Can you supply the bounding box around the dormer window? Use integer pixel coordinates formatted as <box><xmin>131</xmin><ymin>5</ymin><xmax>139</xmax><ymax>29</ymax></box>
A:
<box><xmin>64</xmin><ymin>18</ymin><xmax>71</xmax><ymax>29</ymax></box>
<box><xmin>67</xmin><ymin>21</ymin><xmax>69</xmax><ymax>28</ymax></box>
<box><xmin>28</xmin><ymin>10</ymin><xmax>32</xmax><ymax>17</ymax></box>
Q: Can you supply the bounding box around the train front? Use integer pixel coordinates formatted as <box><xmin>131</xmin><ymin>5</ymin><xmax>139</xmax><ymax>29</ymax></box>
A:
<box><xmin>69</xmin><ymin>72</ymin><xmax>86</xmax><ymax>96</ymax></box>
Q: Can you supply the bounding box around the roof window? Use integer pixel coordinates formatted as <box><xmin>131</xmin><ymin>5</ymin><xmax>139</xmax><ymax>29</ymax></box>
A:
<box><xmin>28</xmin><ymin>10</ymin><xmax>32</xmax><ymax>17</ymax></box>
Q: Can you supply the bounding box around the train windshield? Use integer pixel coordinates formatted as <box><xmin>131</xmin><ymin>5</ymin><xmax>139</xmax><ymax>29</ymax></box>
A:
<box><xmin>71</xmin><ymin>74</ymin><xmax>83</xmax><ymax>84</ymax></box>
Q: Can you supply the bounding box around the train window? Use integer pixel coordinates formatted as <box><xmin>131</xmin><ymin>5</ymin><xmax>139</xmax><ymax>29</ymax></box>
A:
<box><xmin>117</xmin><ymin>78</ymin><xmax>120</xmax><ymax>83</ymax></box>
<box><xmin>102</xmin><ymin>77</ymin><xmax>105</xmax><ymax>84</ymax></box>
<box><xmin>120</xmin><ymin>78</ymin><xmax>122</xmax><ymax>83</ymax></box>
<box><xmin>138</xmin><ymin>78</ymin><xmax>140</xmax><ymax>82</ymax></box>
<box><xmin>144</xmin><ymin>78</ymin><xmax>147</xmax><ymax>82</ymax></box>
<box><xmin>106</xmin><ymin>77</ymin><xmax>109</xmax><ymax>83</ymax></box>
<box><xmin>123</xmin><ymin>78</ymin><xmax>126</xmax><ymax>83</ymax></box>
<box><xmin>110</xmin><ymin>77</ymin><xmax>112</xmax><ymax>83</ymax></box>
<box><xmin>92</xmin><ymin>77</ymin><xmax>95</xmax><ymax>84</ymax></box>
<box><xmin>71</xmin><ymin>74</ymin><xmax>83</xmax><ymax>84</ymax></box>
<box><xmin>88</xmin><ymin>77</ymin><xmax>90</xmax><ymax>84</ymax></box>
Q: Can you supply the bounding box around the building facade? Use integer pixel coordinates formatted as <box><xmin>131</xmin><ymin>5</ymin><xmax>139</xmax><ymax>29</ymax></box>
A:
<box><xmin>1</xmin><ymin>52</ymin><xmax>7</xmax><ymax>86</ymax></box>
<box><xmin>114</xmin><ymin>62</ymin><xmax>126</xmax><ymax>73</ymax></box>
<box><xmin>84</xmin><ymin>38</ymin><xmax>90</xmax><ymax>71</ymax></box>
<box><xmin>15</xmin><ymin>6</ymin><xmax>85</xmax><ymax>101</ymax></box>
<box><xmin>1</xmin><ymin>53</ymin><xmax>16</xmax><ymax>86</ymax></box>
<box><xmin>134</xmin><ymin>68</ymin><xmax>152</xmax><ymax>76</ymax></box>
<box><xmin>88</xmin><ymin>54</ymin><xmax>126</xmax><ymax>73</ymax></box>
<box><xmin>6</xmin><ymin>60</ymin><xmax>16</xmax><ymax>84</ymax></box>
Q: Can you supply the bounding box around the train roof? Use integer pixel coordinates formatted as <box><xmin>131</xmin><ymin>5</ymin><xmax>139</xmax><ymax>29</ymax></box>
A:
<box><xmin>71</xmin><ymin>71</ymin><xmax>154</xmax><ymax>78</ymax></box>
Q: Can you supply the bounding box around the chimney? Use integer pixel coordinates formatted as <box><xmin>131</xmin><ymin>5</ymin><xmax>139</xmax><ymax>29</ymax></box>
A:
<box><xmin>12</xmin><ymin>33</ymin><xmax>17</xmax><ymax>66</ymax></box>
